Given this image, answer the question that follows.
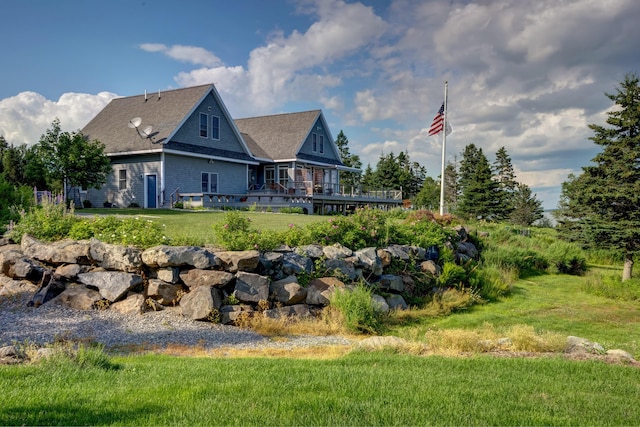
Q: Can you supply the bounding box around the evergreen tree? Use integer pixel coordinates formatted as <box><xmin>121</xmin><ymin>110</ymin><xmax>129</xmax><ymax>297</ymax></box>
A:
<box><xmin>510</xmin><ymin>183</ymin><xmax>544</xmax><ymax>226</ymax></box>
<box><xmin>413</xmin><ymin>176</ymin><xmax>439</xmax><ymax>210</ymax></box>
<box><xmin>1</xmin><ymin>144</ymin><xmax>27</xmax><ymax>185</ymax></box>
<box><xmin>0</xmin><ymin>136</ymin><xmax>7</xmax><ymax>175</ymax></box>
<box><xmin>492</xmin><ymin>146</ymin><xmax>517</xmax><ymax>219</ymax></box>
<box><xmin>443</xmin><ymin>161</ymin><xmax>459</xmax><ymax>213</ymax></box>
<box><xmin>555</xmin><ymin>73</ymin><xmax>640</xmax><ymax>280</ymax></box>
<box><xmin>396</xmin><ymin>151</ymin><xmax>426</xmax><ymax>198</ymax></box>
<box><xmin>361</xmin><ymin>164</ymin><xmax>376</xmax><ymax>189</ymax></box>
<box><xmin>457</xmin><ymin>144</ymin><xmax>501</xmax><ymax>220</ymax></box>
<box><xmin>374</xmin><ymin>152</ymin><xmax>401</xmax><ymax>189</ymax></box>
<box><xmin>334</xmin><ymin>130</ymin><xmax>362</xmax><ymax>190</ymax></box>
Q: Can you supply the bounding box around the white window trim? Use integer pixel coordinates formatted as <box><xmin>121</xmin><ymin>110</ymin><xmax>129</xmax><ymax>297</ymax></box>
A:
<box><xmin>118</xmin><ymin>169</ymin><xmax>127</xmax><ymax>190</ymax></box>
<box><xmin>201</xmin><ymin>172</ymin><xmax>219</xmax><ymax>193</ymax></box>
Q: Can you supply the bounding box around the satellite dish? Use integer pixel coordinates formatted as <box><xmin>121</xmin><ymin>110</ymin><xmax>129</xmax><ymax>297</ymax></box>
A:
<box><xmin>141</xmin><ymin>126</ymin><xmax>153</xmax><ymax>137</ymax></box>
<box><xmin>128</xmin><ymin>117</ymin><xmax>142</xmax><ymax>129</ymax></box>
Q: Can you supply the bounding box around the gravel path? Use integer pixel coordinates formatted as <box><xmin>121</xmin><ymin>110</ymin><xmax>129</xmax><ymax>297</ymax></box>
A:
<box><xmin>0</xmin><ymin>290</ymin><xmax>353</xmax><ymax>352</ymax></box>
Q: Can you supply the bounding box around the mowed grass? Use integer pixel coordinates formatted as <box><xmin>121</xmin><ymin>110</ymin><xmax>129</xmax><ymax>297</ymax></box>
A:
<box><xmin>1</xmin><ymin>352</ymin><xmax>639</xmax><ymax>426</ymax></box>
<box><xmin>388</xmin><ymin>270</ymin><xmax>640</xmax><ymax>357</ymax></box>
<box><xmin>80</xmin><ymin>208</ymin><xmax>326</xmax><ymax>245</ymax></box>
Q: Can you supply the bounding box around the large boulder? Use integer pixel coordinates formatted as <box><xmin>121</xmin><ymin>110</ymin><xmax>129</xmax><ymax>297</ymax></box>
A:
<box><xmin>281</xmin><ymin>252</ymin><xmax>313</xmax><ymax>276</ymax></box>
<box><xmin>323</xmin><ymin>243</ymin><xmax>353</xmax><ymax>259</ymax></box>
<box><xmin>220</xmin><ymin>304</ymin><xmax>254</xmax><ymax>325</ymax></box>
<box><xmin>354</xmin><ymin>247</ymin><xmax>383</xmax><ymax>276</ymax></box>
<box><xmin>306</xmin><ymin>277</ymin><xmax>345</xmax><ymax>306</ymax></box>
<box><xmin>386</xmin><ymin>294</ymin><xmax>408</xmax><ymax>310</ymax></box>
<box><xmin>376</xmin><ymin>274</ymin><xmax>404</xmax><ymax>293</ymax></box>
<box><xmin>77</xmin><ymin>271</ymin><xmax>143</xmax><ymax>302</ymax></box>
<box><xmin>323</xmin><ymin>258</ymin><xmax>360</xmax><ymax>281</ymax></box>
<box><xmin>54</xmin><ymin>263</ymin><xmax>84</xmax><ymax>280</ymax></box>
<box><xmin>371</xmin><ymin>294</ymin><xmax>390</xmax><ymax>314</ymax></box>
<box><xmin>110</xmin><ymin>293</ymin><xmax>146</xmax><ymax>315</ymax></box>
<box><xmin>0</xmin><ymin>275</ymin><xmax>37</xmax><ymax>297</ymax></box>
<box><xmin>180</xmin><ymin>285</ymin><xmax>222</xmax><ymax>321</ymax></box>
<box><xmin>21</xmin><ymin>235</ymin><xmax>91</xmax><ymax>265</ymax></box>
<box><xmin>234</xmin><ymin>272</ymin><xmax>269</xmax><ymax>303</ymax></box>
<box><xmin>147</xmin><ymin>279</ymin><xmax>184</xmax><ymax>305</ymax></box>
<box><xmin>89</xmin><ymin>239</ymin><xmax>143</xmax><ymax>272</ymax></box>
<box><xmin>179</xmin><ymin>269</ymin><xmax>234</xmax><ymax>289</ymax></box>
<box><xmin>270</xmin><ymin>275</ymin><xmax>307</xmax><ymax>305</ymax></box>
<box><xmin>215</xmin><ymin>250</ymin><xmax>260</xmax><ymax>273</ymax></box>
<box><xmin>154</xmin><ymin>267</ymin><xmax>181</xmax><ymax>284</ymax></box>
<box><xmin>29</xmin><ymin>272</ymin><xmax>65</xmax><ymax>307</ymax></box>
<box><xmin>258</xmin><ymin>252</ymin><xmax>283</xmax><ymax>278</ymax></box>
<box><xmin>52</xmin><ymin>284</ymin><xmax>102</xmax><ymax>310</ymax></box>
<box><xmin>296</xmin><ymin>244</ymin><xmax>324</xmax><ymax>259</ymax></box>
<box><xmin>142</xmin><ymin>245</ymin><xmax>217</xmax><ymax>269</ymax></box>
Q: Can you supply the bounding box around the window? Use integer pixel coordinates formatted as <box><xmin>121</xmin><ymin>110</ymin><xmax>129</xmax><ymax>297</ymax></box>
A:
<box><xmin>319</xmin><ymin>135</ymin><xmax>324</xmax><ymax>154</ymax></box>
<box><xmin>118</xmin><ymin>170</ymin><xmax>127</xmax><ymax>190</ymax></box>
<box><xmin>199</xmin><ymin>113</ymin><xmax>208</xmax><ymax>138</ymax></box>
<box><xmin>312</xmin><ymin>133</ymin><xmax>317</xmax><ymax>152</ymax></box>
<box><xmin>278</xmin><ymin>165</ymin><xmax>289</xmax><ymax>188</ymax></box>
<box><xmin>201</xmin><ymin>172</ymin><xmax>218</xmax><ymax>193</ymax></box>
<box><xmin>265</xmin><ymin>167</ymin><xmax>275</xmax><ymax>188</ymax></box>
<box><xmin>211</xmin><ymin>116</ymin><xmax>220</xmax><ymax>140</ymax></box>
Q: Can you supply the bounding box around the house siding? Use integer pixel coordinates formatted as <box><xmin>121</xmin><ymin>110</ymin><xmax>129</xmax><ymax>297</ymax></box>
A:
<box><xmin>86</xmin><ymin>154</ymin><xmax>161</xmax><ymax>208</ymax></box>
<box><xmin>164</xmin><ymin>153</ymin><xmax>247</xmax><ymax>196</ymax></box>
<box><xmin>297</xmin><ymin>118</ymin><xmax>340</xmax><ymax>162</ymax></box>
<box><xmin>172</xmin><ymin>92</ymin><xmax>247</xmax><ymax>155</ymax></box>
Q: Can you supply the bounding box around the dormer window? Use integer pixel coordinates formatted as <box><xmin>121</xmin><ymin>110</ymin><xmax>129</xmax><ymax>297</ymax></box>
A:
<box><xmin>312</xmin><ymin>134</ymin><xmax>317</xmax><ymax>152</ymax></box>
<box><xmin>319</xmin><ymin>135</ymin><xmax>324</xmax><ymax>154</ymax></box>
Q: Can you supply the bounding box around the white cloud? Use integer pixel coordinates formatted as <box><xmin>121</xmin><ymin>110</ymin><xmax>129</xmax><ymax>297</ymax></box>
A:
<box><xmin>172</xmin><ymin>0</ymin><xmax>387</xmax><ymax>115</ymax></box>
<box><xmin>0</xmin><ymin>91</ymin><xmax>116</xmax><ymax>146</ymax></box>
<box><xmin>139</xmin><ymin>43</ymin><xmax>223</xmax><ymax>67</ymax></box>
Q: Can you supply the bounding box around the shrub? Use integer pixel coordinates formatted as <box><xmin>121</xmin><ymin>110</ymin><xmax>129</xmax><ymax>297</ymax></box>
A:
<box><xmin>329</xmin><ymin>285</ymin><xmax>382</xmax><ymax>334</ymax></box>
<box><xmin>10</xmin><ymin>198</ymin><xmax>78</xmax><ymax>242</ymax></box>
<box><xmin>82</xmin><ymin>199</ymin><xmax>92</xmax><ymax>208</ymax></box>
<box><xmin>437</xmin><ymin>262</ymin><xmax>467</xmax><ymax>288</ymax></box>
<box><xmin>546</xmin><ymin>241</ymin><xmax>587</xmax><ymax>275</ymax></box>
<box><xmin>67</xmin><ymin>216</ymin><xmax>170</xmax><ymax>248</ymax></box>
<box><xmin>468</xmin><ymin>265</ymin><xmax>515</xmax><ymax>301</ymax></box>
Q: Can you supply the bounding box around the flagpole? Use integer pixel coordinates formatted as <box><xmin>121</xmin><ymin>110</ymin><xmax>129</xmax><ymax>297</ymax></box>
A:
<box><xmin>439</xmin><ymin>81</ymin><xmax>448</xmax><ymax>216</ymax></box>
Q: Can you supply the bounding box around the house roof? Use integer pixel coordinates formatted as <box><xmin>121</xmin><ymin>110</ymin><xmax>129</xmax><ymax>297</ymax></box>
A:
<box><xmin>82</xmin><ymin>84</ymin><xmax>255</xmax><ymax>163</ymax></box>
<box><xmin>235</xmin><ymin>110</ymin><xmax>331</xmax><ymax>162</ymax></box>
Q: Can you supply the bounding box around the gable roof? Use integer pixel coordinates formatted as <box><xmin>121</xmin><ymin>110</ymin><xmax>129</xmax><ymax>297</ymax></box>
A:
<box><xmin>235</xmin><ymin>110</ymin><xmax>341</xmax><ymax>164</ymax></box>
<box><xmin>81</xmin><ymin>84</ymin><xmax>254</xmax><ymax>163</ymax></box>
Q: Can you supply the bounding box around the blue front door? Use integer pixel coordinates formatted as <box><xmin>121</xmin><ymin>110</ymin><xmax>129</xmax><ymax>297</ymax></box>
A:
<box><xmin>146</xmin><ymin>175</ymin><xmax>157</xmax><ymax>208</ymax></box>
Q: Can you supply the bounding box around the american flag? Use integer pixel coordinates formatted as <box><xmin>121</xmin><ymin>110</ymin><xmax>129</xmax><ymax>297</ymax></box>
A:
<box><xmin>428</xmin><ymin>103</ymin><xmax>445</xmax><ymax>136</ymax></box>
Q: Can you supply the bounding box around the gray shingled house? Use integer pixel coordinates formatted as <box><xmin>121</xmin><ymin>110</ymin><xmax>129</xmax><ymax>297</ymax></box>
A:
<box><xmin>81</xmin><ymin>84</ymin><xmax>401</xmax><ymax>213</ymax></box>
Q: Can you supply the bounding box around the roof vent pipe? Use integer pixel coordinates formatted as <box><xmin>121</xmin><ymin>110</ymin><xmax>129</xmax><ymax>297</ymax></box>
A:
<box><xmin>144</xmin><ymin>90</ymin><xmax>147</xmax><ymax>102</ymax></box>
<box><xmin>158</xmin><ymin>89</ymin><xmax>161</xmax><ymax>100</ymax></box>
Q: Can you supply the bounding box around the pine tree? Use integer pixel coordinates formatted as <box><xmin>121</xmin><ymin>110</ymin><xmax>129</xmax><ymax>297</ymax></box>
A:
<box><xmin>334</xmin><ymin>130</ymin><xmax>362</xmax><ymax>190</ymax></box>
<box><xmin>492</xmin><ymin>146</ymin><xmax>517</xmax><ymax>219</ymax></box>
<box><xmin>457</xmin><ymin>144</ymin><xmax>501</xmax><ymax>220</ymax></box>
<box><xmin>510</xmin><ymin>183</ymin><xmax>544</xmax><ymax>226</ymax></box>
<box><xmin>443</xmin><ymin>161</ymin><xmax>458</xmax><ymax>213</ymax></box>
<box><xmin>555</xmin><ymin>73</ymin><xmax>640</xmax><ymax>280</ymax></box>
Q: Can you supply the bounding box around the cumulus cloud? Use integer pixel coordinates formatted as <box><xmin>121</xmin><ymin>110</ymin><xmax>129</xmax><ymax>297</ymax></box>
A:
<box><xmin>174</xmin><ymin>0</ymin><xmax>386</xmax><ymax>115</ymax></box>
<box><xmin>0</xmin><ymin>91</ymin><xmax>116</xmax><ymax>146</ymax></box>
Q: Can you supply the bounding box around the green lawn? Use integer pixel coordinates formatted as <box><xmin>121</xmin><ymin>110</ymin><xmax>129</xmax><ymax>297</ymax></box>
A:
<box><xmin>388</xmin><ymin>272</ymin><xmax>640</xmax><ymax>357</ymax></box>
<box><xmin>79</xmin><ymin>208</ymin><xmax>327</xmax><ymax>245</ymax></box>
<box><xmin>1</xmin><ymin>352</ymin><xmax>639</xmax><ymax>426</ymax></box>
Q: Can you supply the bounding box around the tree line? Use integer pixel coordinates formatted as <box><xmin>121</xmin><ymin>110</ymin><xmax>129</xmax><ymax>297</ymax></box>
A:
<box><xmin>337</xmin><ymin>131</ymin><xmax>544</xmax><ymax>227</ymax></box>
<box><xmin>0</xmin><ymin>119</ymin><xmax>111</xmax><ymax>231</ymax></box>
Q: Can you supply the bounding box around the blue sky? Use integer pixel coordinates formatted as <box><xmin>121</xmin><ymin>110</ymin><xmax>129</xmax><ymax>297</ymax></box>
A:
<box><xmin>2</xmin><ymin>0</ymin><xmax>640</xmax><ymax>209</ymax></box>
